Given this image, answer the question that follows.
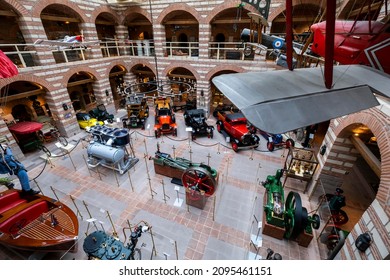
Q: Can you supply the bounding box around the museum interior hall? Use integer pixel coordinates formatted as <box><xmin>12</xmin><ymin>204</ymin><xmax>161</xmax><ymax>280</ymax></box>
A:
<box><xmin>0</xmin><ymin>0</ymin><xmax>389</xmax><ymax>261</ymax></box>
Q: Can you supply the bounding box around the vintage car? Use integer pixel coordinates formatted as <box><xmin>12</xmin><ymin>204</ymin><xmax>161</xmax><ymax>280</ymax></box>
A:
<box><xmin>184</xmin><ymin>109</ymin><xmax>214</xmax><ymax>140</ymax></box>
<box><xmin>215</xmin><ymin>110</ymin><xmax>260</xmax><ymax>152</ymax></box>
<box><xmin>154</xmin><ymin>99</ymin><xmax>177</xmax><ymax>138</ymax></box>
<box><xmin>258</xmin><ymin>129</ymin><xmax>295</xmax><ymax>152</ymax></box>
<box><xmin>76</xmin><ymin>112</ymin><xmax>104</xmax><ymax>130</ymax></box>
<box><xmin>89</xmin><ymin>104</ymin><xmax>114</xmax><ymax>124</ymax></box>
<box><xmin>122</xmin><ymin>96</ymin><xmax>149</xmax><ymax>129</ymax></box>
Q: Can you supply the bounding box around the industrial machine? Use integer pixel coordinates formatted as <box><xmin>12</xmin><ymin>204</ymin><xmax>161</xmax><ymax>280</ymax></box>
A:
<box><xmin>262</xmin><ymin>169</ymin><xmax>320</xmax><ymax>244</ymax></box>
<box><xmin>83</xmin><ymin>222</ymin><xmax>149</xmax><ymax>260</ymax></box>
<box><xmin>151</xmin><ymin>145</ymin><xmax>218</xmax><ymax>197</ymax></box>
<box><xmin>86</xmin><ymin>125</ymin><xmax>138</xmax><ymax>174</ymax></box>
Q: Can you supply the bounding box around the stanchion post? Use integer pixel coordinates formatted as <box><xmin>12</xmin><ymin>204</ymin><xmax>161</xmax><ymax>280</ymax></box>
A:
<box><xmin>144</xmin><ymin>153</ymin><xmax>157</xmax><ymax>199</ymax></box>
<box><xmin>82</xmin><ymin>200</ymin><xmax>98</xmax><ymax>231</ymax></box>
<box><xmin>161</xmin><ymin>179</ymin><xmax>170</xmax><ymax>204</ymax></box>
<box><xmin>70</xmin><ymin>195</ymin><xmax>83</xmax><ymax>220</ymax></box>
<box><xmin>82</xmin><ymin>155</ymin><xmax>92</xmax><ymax>177</ymax></box>
<box><xmin>172</xmin><ymin>145</ymin><xmax>176</xmax><ymax>159</ymax></box>
<box><xmin>143</xmin><ymin>138</ymin><xmax>149</xmax><ymax>157</ymax></box>
<box><xmin>112</xmin><ymin>164</ymin><xmax>120</xmax><ymax>187</ymax></box>
<box><xmin>127</xmin><ymin>169</ymin><xmax>135</xmax><ymax>192</ymax></box>
<box><xmin>207</xmin><ymin>153</ymin><xmax>211</xmax><ymax>166</ymax></box>
<box><xmin>33</xmin><ymin>179</ymin><xmax>43</xmax><ymax>195</ymax></box>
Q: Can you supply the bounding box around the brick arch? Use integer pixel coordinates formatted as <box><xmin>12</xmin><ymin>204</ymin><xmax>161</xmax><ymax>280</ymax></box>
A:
<box><xmin>0</xmin><ymin>74</ymin><xmax>56</xmax><ymax>92</ymax></box>
<box><xmin>206</xmin><ymin>0</ymin><xmax>259</xmax><ymax>24</ymax></box>
<box><xmin>31</xmin><ymin>0</ymin><xmax>88</xmax><ymax>23</ymax></box>
<box><xmin>105</xmin><ymin>60</ymin><xmax>129</xmax><ymax>77</ymax></box>
<box><xmin>122</xmin><ymin>6</ymin><xmax>151</xmax><ymax>25</ymax></box>
<box><xmin>205</xmin><ymin>65</ymin><xmax>245</xmax><ymax>81</ymax></box>
<box><xmin>331</xmin><ymin>108</ymin><xmax>390</xmax><ymax>210</ymax></box>
<box><xmin>128</xmin><ymin>60</ymin><xmax>157</xmax><ymax>76</ymax></box>
<box><xmin>62</xmin><ymin>66</ymin><xmax>101</xmax><ymax>84</ymax></box>
<box><xmin>2</xmin><ymin>0</ymin><xmax>30</xmax><ymax>16</ymax></box>
<box><xmin>161</xmin><ymin>64</ymin><xmax>201</xmax><ymax>81</ymax></box>
<box><xmin>269</xmin><ymin>0</ymin><xmax>324</xmax><ymax>22</ymax></box>
<box><xmin>156</xmin><ymin>3</ymin><xmax>200</xmax><ymax>25</ymax></box>
<box><xmin>90</xmin><ymin>6</ymin><xmax>121</xmax><ymax>25</ymax></box>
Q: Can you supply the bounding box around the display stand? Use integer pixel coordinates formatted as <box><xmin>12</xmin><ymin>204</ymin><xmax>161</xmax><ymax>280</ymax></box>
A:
<box><xmin>185</xmin><ymin>189</ymin><xmax>207</xmax><ymax>210</ymax></box>
<box><xmin>283</xmin><ymin>147</ymin><xmax>318</xmax><ymax>193</ymax></box>
<box><xmin>261</xmin><ymin>193</ymin><xmax>285</xmax><ymax>240</ymax></box>
<box><xmin>293</xmin><ymin>230</ymin><xmax>314</xmax><ymax>247</ymax></box>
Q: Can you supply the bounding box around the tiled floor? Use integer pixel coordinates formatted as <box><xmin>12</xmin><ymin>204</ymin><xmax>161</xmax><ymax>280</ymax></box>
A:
<box><xmin>0</xmin><ymin>109</ymin><xmax>345</xmax><ymax>260</ymax></box>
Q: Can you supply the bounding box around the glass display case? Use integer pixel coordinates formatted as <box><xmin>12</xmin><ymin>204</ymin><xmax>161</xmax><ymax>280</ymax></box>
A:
<box><xmin>283</xmin><ymin>147</ymin><xmax>319</xmax><ymax>193</ymax></box>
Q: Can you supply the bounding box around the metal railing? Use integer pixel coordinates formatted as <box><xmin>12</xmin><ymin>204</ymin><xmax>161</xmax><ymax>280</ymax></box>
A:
<box><xmin>0</xmin><ymin>43</ymin><xmax>38</xmax><ymax>68</ymax></box>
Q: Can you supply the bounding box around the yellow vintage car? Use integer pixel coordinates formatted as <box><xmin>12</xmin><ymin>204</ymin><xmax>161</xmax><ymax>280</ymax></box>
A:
<box><xmin>76</xmin><ymin>112</ymin><xmax>104</xmax><ymax>130</ymax></box>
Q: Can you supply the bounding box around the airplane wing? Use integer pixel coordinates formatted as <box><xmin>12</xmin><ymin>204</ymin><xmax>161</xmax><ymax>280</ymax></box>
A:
<box><xmin>212</xmin><ymin>65</ymin><xmax>390</xmax><ymax>134</ymax></box>
<box><xmin>34</xmin><ymin>39</ymin><xmax>99</xmax><ymax>48</ymax></box>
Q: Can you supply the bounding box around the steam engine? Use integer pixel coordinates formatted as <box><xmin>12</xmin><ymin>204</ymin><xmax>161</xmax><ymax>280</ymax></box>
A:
<box><xmin>87</xmin><ymin>125</ymin><xmax>138</xmax><ymax>174</ymax></box>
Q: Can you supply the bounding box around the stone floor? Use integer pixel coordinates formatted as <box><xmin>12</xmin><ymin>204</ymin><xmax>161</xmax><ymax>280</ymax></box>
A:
<box><xmin>1</xmin><ymin>108</ymin><xmax>369</xmax><ymax>260</ymax></box>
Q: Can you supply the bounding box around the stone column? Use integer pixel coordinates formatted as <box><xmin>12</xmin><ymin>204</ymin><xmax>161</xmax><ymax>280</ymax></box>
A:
<box><xmin>18</xmin><ymin>16</ymin><xmax>56</xmax><ymax>66</ymax></box>
<box><xmin>198</xmin><ymin>24</ymin><xmax>211</xmax><ymax>59</ymax></box>
<box><xmin>79</xmin><ymin>22</ymin><xmax>103</xmax><ymax>59</ymax></box>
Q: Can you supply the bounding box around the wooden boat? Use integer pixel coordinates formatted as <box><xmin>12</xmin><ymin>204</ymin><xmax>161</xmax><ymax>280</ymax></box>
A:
<box><xmin>0</xmin><ymin>189</ymin><xmax>79</xmax><ymax>252</ymax></box>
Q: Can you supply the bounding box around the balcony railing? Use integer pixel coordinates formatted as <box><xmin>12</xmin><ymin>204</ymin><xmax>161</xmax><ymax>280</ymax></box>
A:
<box><xmin>0</xmin><ymin>44</ymin><xmax>38</xmax><ymax>68</ymax></box>
<box><xmin>2</xmin><ymin>40</ymin><xmax>325</xmax><ymax>69</ymax></box>
<box><xmin>52</xmin><ymin>47</ymin><xmax>91</xmax><ymax>63</ymax></box>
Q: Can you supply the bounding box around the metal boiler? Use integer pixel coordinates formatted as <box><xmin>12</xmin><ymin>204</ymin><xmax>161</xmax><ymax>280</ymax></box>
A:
<box><xmin>86</xmin><ymin>125</ymin><xmax>138</xmax><ymax>174</ymax></box>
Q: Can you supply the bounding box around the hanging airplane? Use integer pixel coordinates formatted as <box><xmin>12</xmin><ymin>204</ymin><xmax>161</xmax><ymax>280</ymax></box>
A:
<box><xmin>34</xmin><ymin>35</ymin><xmax>100</xmax><ymax>50</ymax></box>
<box><xmin>310</xmin><ymin>18</ymin><xmax>390</xmax><ymax>74</ymax></box>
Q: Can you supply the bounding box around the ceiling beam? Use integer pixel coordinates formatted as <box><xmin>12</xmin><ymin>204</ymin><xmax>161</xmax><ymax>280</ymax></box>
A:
<box><xmin>41</xmin><ymin>14</ymin><xmax>79</xmax><ymax>23</ymax></box>
<box><xmin>350</xmin><ymin>135</ymin><xmax>381</xmax><ymax>177</ymax></box>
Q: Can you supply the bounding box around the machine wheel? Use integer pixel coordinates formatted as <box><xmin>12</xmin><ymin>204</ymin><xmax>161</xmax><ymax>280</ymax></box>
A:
<box><xmin>131</xmin><ymin>248</ymin><xmax>142</xmax><ymax>260</ymax></box>
<box><xmin>58</xmin><ymin>136</ymin><xmax>68</xmax><ymax>147</ymax></box>
<box><xmin>284</xmin><ymin>191</ymin><xmax>304</xmax><ymax>239</ymax></box>
<box><xmin>182</xmin><ymin>166</ymin><xmax>217</xmax><ymax>197</ymax></box>
<box><xmin>285</xmin><ymin>138</ymin><xmax>295</xmax><ymax>149</ymax></box>
<box><xmin>267</xmin><ymin>141</ymin><xmax>275</xmax><ymax>152</ymax></box>
<box><xmin>231</xmin><ymin>142</ymin><xmax>239</xmax><ymax>152</ymax></box>
<box><xmin>332</xmin><ymin>209</ymin><xmax>349</xmax><ymax>225</ymax></box>
<box><xmin>244</xmin><ymin>46</ymin><xmax>253</xmax><ymax>57</ymax></box>
<box><xmin>312</xmin><ymin>214</ymin><xmax>321</xmax><ymax>230</ymax></box>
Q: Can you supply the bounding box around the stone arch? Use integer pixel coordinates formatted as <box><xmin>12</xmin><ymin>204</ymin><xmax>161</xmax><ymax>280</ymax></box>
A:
<box><xmin>330</xmin><ymin>108</ymin><xmax>390</xmax><ymax>210</ymax></box>
<box><xmin>269</xmin><ymin>0</ymin><xmax>325</xmax><ymax>22</ymax></box>
<box><xmin>122</xmin><ymin>5</ymin><xmax>151</xmax><ymax>25</ymax></box>
<box><xmin>0</xmin><ymin>74</ymin><xmax>56</xmax><ymax>92</ymax></box>
<box><xmin>128</xmin><ymin>60</ymin><xmax>157</xmax><ymax>76</ymax></box>
<box><xmin>90</xmin><ymin>7</ymin><xmax>121</xmax><ymax>25</ymax></box>
<box><xmin>156</xmin><ymin>3</ymin><xmax>201</xmax><ymax>25</ymax></box>
<box><xmin>205</xmin><ymin>65</ymin><xmax>245</xmax><ymax>81</ymax></box>
<box><xmin>31</xmin><ymin>0</ymin><xmax>89</xmax><ymax>23</ymax></box>
<box><xmin>161</xmin><ymin>63</ymin><xmax>201</xmax><ymax>81</ymax></box>
<box><xmin>206</xmin><ymin>0</ymin><xmax>259</xmax><ymax>24</ymax></box>
<box><xmin>62</xmin><ymin>66</ymin><xmax>100</xmax><ymax>84</ymax></box>
<box><xmin>2</xmin><ymin>0</ymin><xmax>30</xmax><ymax>16</ymax></box>
<box><xmin>105</xmin><ymin>60</ymin><xmax>129</xmax><ymax>77</ymax></box>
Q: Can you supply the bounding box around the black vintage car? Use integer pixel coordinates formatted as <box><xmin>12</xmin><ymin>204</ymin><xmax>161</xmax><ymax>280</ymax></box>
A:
<box><xmin>122</xmin><ymin>96</ymin><xmax>149</xmax><ymax>129</ymax></box>
<box><xmin>184</xmin><ymin>109</ymin><xmax>214</xmax><ymax>140</ymax></box>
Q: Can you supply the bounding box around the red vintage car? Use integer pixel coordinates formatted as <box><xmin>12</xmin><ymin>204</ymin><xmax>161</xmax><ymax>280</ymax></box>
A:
<box><xmin>154</xmin><ymin>99</ymin><xmax>177</xmax><ymax>138</ymax></box>
<box><xmin>215</xmin><ymin>110</ymin><xmax>260</xmax><ymax>152</ymax></box>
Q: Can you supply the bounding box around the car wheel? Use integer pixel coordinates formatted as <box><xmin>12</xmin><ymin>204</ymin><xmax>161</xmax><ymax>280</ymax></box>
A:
<box><xmin>173</xmin><ymin>128</ymin><xmax>177</xmax><ymax>136</ymax></box>
<box><xmin>231</xmin><ymin>142</ymin><xmax>239</xmax><ymax>152</ymax></box>
<box><xmin>267</xmin><ymin>141</ymin><xmax>275</xmax><ymax>152</ymax></box>
<box><xmin>209</xmin><ymin>131</ymin><xmax>213</xmax><ymax>139</ymax></box>
<box><xmin>217</xmin><ymin>123</ymin><xmax>223</xmax><ymax>133</ymax></box>
<box><xmin>286</xmin><ymin>138</ymin><xmax>295</xmax><ymax>148</ymax></box>
<box><xmin>155</xmin><ymin>130</ymin><xmax>159</xmax><ymax>138</ymax></box>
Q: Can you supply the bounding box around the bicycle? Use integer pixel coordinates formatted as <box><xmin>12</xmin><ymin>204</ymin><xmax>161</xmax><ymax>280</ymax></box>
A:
<box><xmin>37</xmin><ymin>126</ymin><xmax>68</xmax><ymax>147</ymax></box>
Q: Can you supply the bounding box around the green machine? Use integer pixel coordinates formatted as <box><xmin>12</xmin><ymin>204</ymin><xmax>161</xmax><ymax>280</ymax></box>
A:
<box><xmin>262</xmin><ymin>169</ymin><xmax>285</xmax><ymax>228</ymax></box>
<box><xmin>262</xmin><ymin>169</ymin><xmax>321</xmax><ymax>241</ymax></box>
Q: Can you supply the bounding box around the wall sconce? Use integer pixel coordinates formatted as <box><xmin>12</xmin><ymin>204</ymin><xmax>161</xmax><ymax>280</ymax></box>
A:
<box><xmin>105</xmin><ymin>90</ymin><xmax>109</xmax><ymax>96</ymax></box>
<box><xmin>320</xmin><ymin>145</ymin><xmax>327</xmax><ymax>156</ymax></box>
<box><xmin>356</xmin><ymin>232</ymin><xmax>372</xmax><ymax>252</ymax></box>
